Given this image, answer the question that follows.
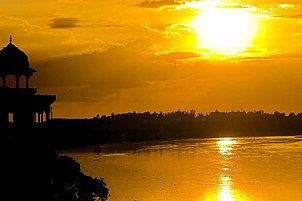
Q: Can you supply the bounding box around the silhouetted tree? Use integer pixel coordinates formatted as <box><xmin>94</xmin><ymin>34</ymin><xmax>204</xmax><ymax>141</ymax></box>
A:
<box><xmin>30</xmin><ymin>110</ymin><xmax>302</xmax><ymax>147</ymax></box>
<box><xmin>48</xmin><ymin>155</ymin><xmax>109</xmax><ymax>201</ymax></box>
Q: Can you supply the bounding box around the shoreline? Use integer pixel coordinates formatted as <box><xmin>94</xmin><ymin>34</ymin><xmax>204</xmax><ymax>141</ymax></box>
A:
<box><xmin>58</xmin><ymin>132</ymin><xmax>302</xmax><ymax>152</ymax></box>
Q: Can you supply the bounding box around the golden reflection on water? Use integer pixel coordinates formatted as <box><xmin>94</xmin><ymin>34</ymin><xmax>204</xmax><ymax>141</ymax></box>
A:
<box><xmin>219</xmin><ymin>175</ymin><xmax>234</xmax><ymax>201</ymax></box>
<box><xmin>217</xmin><ymin>138</ymin><xmax>237</xmax><ymax>201</ymax></box>
<box><xmin>216</xmin><ymin>138</ymin><xmax>237</xmax><ymax>156</ymax></box>
<box><xmin>68</xmin><ymin>136</ymin><xmax>302</xmax><ymax>201</ymax></box>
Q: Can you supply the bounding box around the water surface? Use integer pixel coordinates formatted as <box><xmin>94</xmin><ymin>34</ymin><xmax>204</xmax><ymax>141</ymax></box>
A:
<box><xmin>64</xmin><ymin>136</ymin><xmax>302</xmax><ymax>201</ymax></box>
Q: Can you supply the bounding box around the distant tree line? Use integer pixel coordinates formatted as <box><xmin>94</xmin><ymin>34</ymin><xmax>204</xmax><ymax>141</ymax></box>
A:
<box><xmin>42</xmin><ymin>110</ymin><xmax>302</xmax><ymax>148</ymax></box>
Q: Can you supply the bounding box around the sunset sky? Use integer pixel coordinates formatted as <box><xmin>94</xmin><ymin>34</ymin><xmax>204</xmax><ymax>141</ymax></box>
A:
<box><xmin>1</xmin><ymin>0</ymin><xmax>302</xmax><ymax>118</ymax></box>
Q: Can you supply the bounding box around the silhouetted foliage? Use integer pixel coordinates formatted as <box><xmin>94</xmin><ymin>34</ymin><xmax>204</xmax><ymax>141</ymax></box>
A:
<box><xmin>35</xmin><ymin>110</ymin><xmax>302</xmax><ymax>148</ymax></box>
<box><xmin>47</xmin><ymin>154</ymin><xmax>109</xmax><ymax>201</ymax></box>
<box><xmin>2</xmin><ymin>130</ymin><xmax>109</xmax><ymax>201</ymax></box>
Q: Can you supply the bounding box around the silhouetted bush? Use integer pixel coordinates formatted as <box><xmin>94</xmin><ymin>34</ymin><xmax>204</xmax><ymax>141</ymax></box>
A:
<box><xmin>47</xmin><ymin>155</ymin><xmax>109</xmax><ymax>201</ymax></box>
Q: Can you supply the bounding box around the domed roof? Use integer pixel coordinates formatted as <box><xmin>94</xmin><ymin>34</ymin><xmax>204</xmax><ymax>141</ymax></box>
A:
<box><xmin>0</xmin><ymin>37</ymin><xmax>36</xmax><ymax>77</ymax></box>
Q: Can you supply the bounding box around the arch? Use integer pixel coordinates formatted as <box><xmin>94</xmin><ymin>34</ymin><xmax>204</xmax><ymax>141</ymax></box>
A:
<box><xmin>15</xmin><ymin>74</ymin><xmax>20</xmax><ymax>88</ymax></box>
<box><xmin>24</xmin><ymin>74</ymin><xmax>31</xmax><ymax>88</ymax></box>
<box><xmin>6</xmin><ymin>75</ymin><xmax>15</xmax><ymax>88</ymax></box>
<box><xmin>8</xmin><ymin>113</ymin><xmax>13</xmax><ymax>123</ymax></box>
<box><xmin>19</xmin><ymin>75</ymin><xmax>27</xmax><ymax>88</ymax></box>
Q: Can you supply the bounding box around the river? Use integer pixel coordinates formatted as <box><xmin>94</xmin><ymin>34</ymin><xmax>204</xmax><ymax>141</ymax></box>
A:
<box><xmin>64</xmin><ymin>136</ymin><xmax>302</xmax><ymax>201</ymax></box>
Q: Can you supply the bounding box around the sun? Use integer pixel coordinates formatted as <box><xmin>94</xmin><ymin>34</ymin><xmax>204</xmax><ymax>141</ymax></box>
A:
<box><xmin>191</xmin><ymin>5</ymin><xmax>258</xmax><ymax>55</ymax></box>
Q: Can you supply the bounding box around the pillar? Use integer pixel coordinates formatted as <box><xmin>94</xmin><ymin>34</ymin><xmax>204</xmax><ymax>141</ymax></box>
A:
<box><xmin>41</xmin><ymin>112</ymin><xmax>44</xmax><ymax>123</ymax></box>
<box><xmin>46</xmin><ymin>112</ymin><xmax>50</xmax><ymax>122</ymax></box>
<box><xmin>25</xmin><ymin>76</ymin><xmax>29</xmax><ymax>88</ymax></box>
<box><xmin>1</xmin><ymin>76</ymin><xmax>6</xmax><ymax>87</ymax></box>
<box><xmin>38</xmin><ymin>112</ymin><xmax>42</xmax><ymax>123</ymax></box>
<box><xmin>15</xmin><ymin>76</ymin><xmax>20</xmax><ymax>88</ymax></box>
<box><xmin>45</xmin><ymin>107</ymin><xmax>51</xmax><ymax>122</ymax></box>
<box><xmin>33</xmin><ymin>113</ymin><xmax>36</xmax><ymax>123</ymax></box>
<box><xmin>50</xmin><ymin>107</ymin><xmax>53</xmax><ymax>119</ymax></box>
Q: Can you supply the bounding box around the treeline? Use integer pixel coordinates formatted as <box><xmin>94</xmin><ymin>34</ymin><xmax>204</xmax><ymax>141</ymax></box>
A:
<box><xmin>41</xmin><ymin>110</ymin><xmax>302</xmax><ymax>148</ymax></box>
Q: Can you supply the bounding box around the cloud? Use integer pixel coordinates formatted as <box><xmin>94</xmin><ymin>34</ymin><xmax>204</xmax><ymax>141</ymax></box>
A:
<box><xmin>0</xmin><ymin>15</ymin><xmax>41</xmax><ymax>30</ymax></box>
<box><xmin>32</xmin><ymin>41</ymin><xmax>186</xmax><ymax>102</ymax></box>
<box><xmin>138</xmin><ymin>0</ymin><xmax>183</xmax><ymax>8</ymax></box>
<box><xmin>155</xmin><ymin>51</ymin><xmax>201</xmax><ymax>61</ymax></box>
<box><xmin>233</xmin><ymin>52</ymin><xmax>302</xmax><ymax>62</ymax></box>
<box><xmin>100</xmin><ymin>24</ymin><xmax>126</xmax><ymax>28</ymax></box>
<box><xmin>30</xmin><ymin>41</ymin><xmax>302</xmax><ymax>117</ymax></box>
<box><xmin>273</xmin><ymin>13</ymin><xmax>302</xmax><ymax>19</ymax></box>
<box><xmin>142</xmin><ymin>23</ymin><xmax>193</xmax><ymax>38</ymax></box>
<box><xmin>278</xmin><ymin>4</ymin><xmax>295</xmax><ymax>9</ymax></box>
<box><xmin>216</xmin><ymin>4</ymin><xmax>254</xmax><ymax>9</ymax></box>
<box><xmin>283</xmin><ymin>13</ymin><xmax>302</xmax><ymax>18</ymax></box>
<box><xmin>49</xmin><ymin>18</ymin><xmax>80</xmax><ymax>29</ymax></box>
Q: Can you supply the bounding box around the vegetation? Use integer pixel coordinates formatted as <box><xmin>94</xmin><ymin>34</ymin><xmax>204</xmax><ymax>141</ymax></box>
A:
<box><xmin>44</xmin><ymin>110</ymin><xmax>302</xmax><ymax>148</ymax></box>
<box><xmin>2</xmin><ymin>130</ymin><xmax>109</xmax><ymax>201</ymax></box>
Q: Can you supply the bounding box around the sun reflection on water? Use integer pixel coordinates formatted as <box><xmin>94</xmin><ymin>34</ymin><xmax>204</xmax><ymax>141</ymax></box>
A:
<box><xmin>218</xmin><ymin>175</ymin><xmax>234</xmax><ymax>201</ymax></box>
<box><xmin>217</xmin><ymin>138</ymin><xmax>237</xmax><ymax>201</ymax></box>
<box><xmin>217</xmin><ymin>138</ymin><xmax>238</xmax><ymax>156</ymax></box>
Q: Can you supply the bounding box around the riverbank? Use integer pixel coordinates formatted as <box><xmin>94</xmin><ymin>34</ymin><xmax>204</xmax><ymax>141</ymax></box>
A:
<box><xmin>42</xmin><ymin>124</ymin><xmax>302</xmax><ymax>149</ymax></box>
<box><xmin>2</xmin><ymin>129</ymin><xmax>109</xmax><ymax>201</ymax></box>
<box><xmin>40</xmin><ymin>110</ymin><xmax>302</xmax><ymax>148</ymax></box>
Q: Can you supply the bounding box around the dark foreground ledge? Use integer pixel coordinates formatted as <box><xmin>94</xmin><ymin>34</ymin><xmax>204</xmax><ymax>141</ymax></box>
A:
<box><xmin>2</xmin><ymin>129</ymin><xmax>109</xmax><ymax>201</ymax></box>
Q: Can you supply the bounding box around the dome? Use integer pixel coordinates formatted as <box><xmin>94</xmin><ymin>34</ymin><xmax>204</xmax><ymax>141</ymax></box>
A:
<box><xmin>0</xmin><ymin>38</ymin><xmax>36</xmax><ymax>77</ymax></box>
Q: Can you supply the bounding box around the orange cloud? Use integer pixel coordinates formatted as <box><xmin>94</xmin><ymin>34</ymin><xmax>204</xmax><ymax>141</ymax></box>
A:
<box><xmin>138</xmin><ymin>0</ymin><xmax>183</xmax><ymax>8</ymax></box>
<box><xmin>50</xmin><ymin>18</ymin><xmax>80</xmax><ymax>29</ymax></box>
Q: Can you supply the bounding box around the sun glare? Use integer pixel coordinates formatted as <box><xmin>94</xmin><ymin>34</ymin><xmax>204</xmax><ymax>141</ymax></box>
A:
<box><xmin>191</xmin><ymin>3</ymin><xmax>258</xmax><ymax>55</ymax></box>
<box><xmin>219</xmin><ymin>176</ymin><xmax>234</xmax><ymax>201</ymax></box>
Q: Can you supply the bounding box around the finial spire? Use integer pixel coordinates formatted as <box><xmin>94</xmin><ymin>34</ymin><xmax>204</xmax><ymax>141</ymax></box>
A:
<box><xmin>9</xmin><ymin>35</ymin><xmax>12</xmax><ymax>43</ymax></box>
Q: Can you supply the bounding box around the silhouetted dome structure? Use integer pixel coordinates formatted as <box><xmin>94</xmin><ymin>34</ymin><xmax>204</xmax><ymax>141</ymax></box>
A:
<box><xmin>0</xmin><ymin>36</ymin><xmax>36</xmax><ymax>77</ymax></box>
<box><xmin>0</xmin><ymin>36</ymin><xmax>56</xmax><ymax>128</ymax></box>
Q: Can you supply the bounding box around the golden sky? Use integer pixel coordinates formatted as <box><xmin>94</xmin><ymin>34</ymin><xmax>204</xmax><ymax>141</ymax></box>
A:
<box><xmin>1</xmin><ymin>0</ymin><xmax>302</xmax><ymax>117</ymax></box>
